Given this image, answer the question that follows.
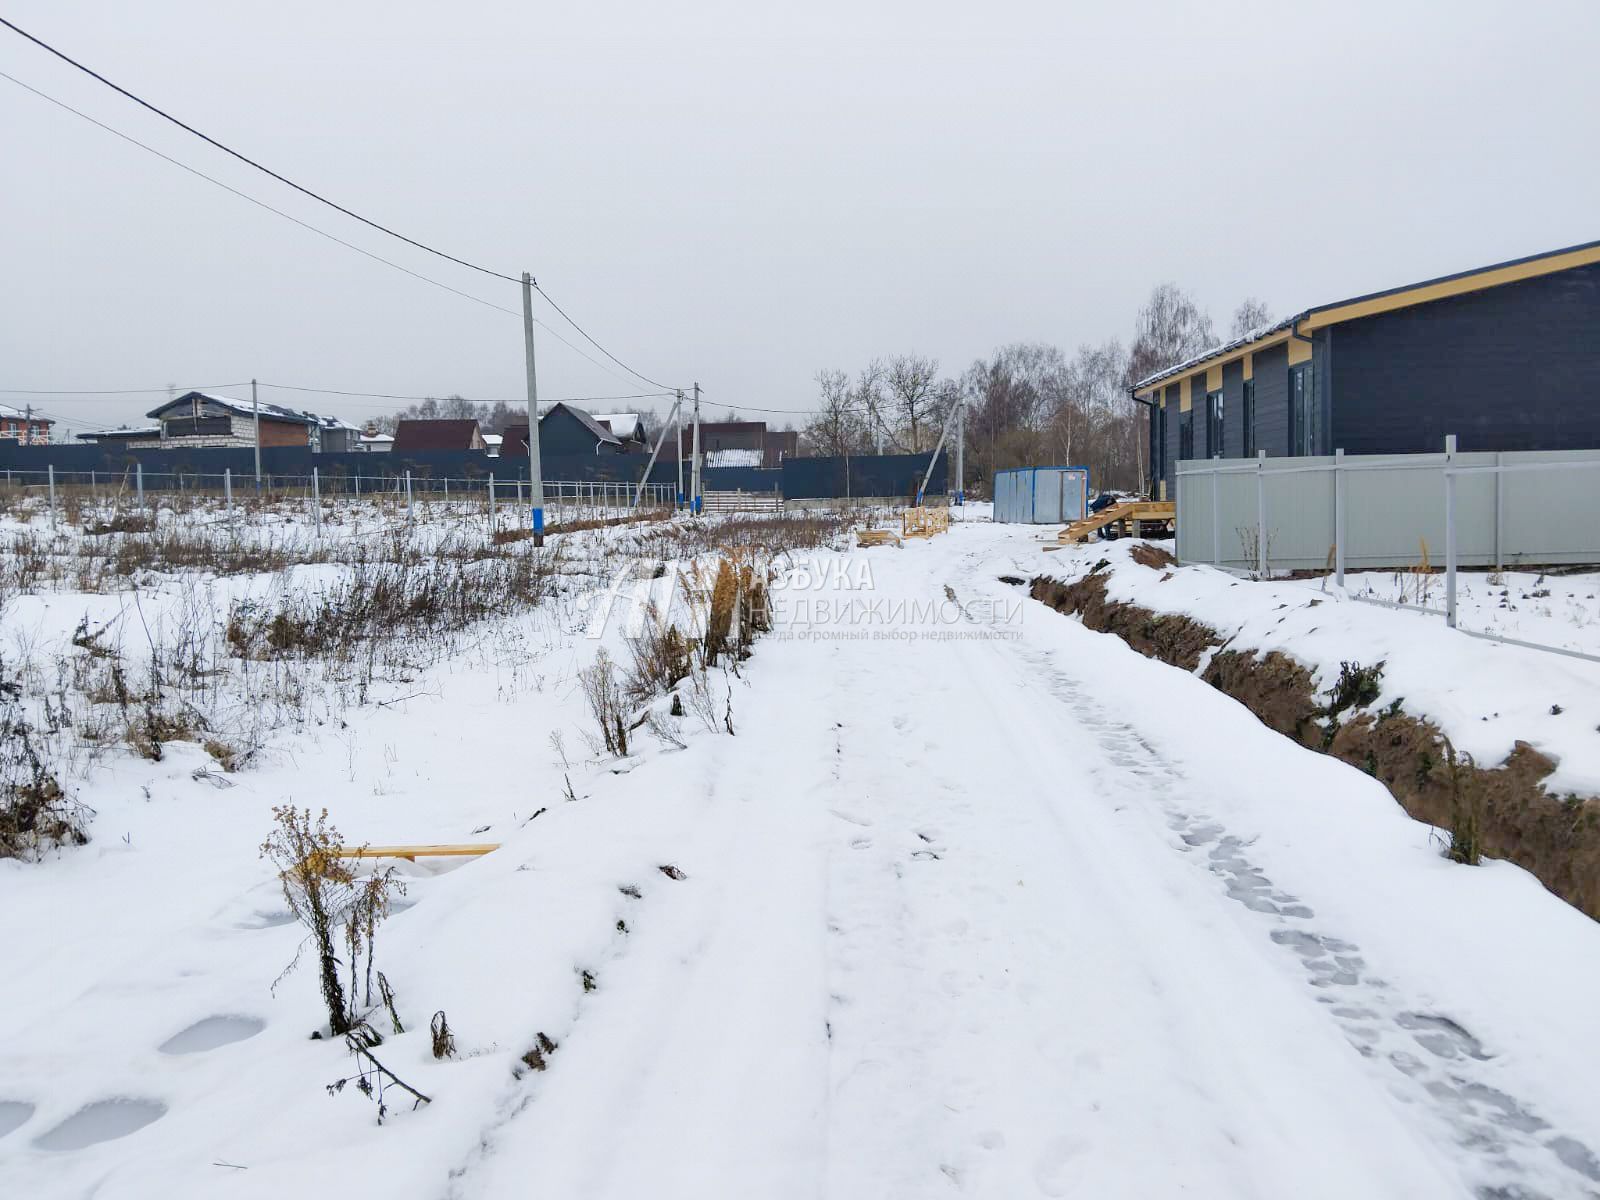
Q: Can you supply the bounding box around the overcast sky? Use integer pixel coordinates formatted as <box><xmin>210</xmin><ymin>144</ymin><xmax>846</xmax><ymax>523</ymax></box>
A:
<box><xmin>3</xmin><ymin>0</ymin><xmax>1598</xmax><ymax>436</ymax></box>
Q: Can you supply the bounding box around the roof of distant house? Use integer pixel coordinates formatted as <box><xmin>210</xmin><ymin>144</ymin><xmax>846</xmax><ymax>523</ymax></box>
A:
<box><xmin>482</xmin><ymin>433</ymin><xmax>503</xmax><ymax>446</ymax></box>
<box><xmin>359</xmin><ymin>432</ymin><xmax>394</xmax><ymax>444</ymax></box>
<box><xmin>391</xmin><ymin>418</ymin><xmax>484</xmax><ymax>452</ymax></box>
<box><xmin>0</xmin><ymin>403</ymin><xmax>56</xmax><ymax>423</ymax></box>
<box><xmin>590</xmin><ymin>413</ymin><xmax>642</xmax><ymax>436</ymax></box>
<box><xmin>145</xmin><ymin>390</ymin><xmax>319</xmax><ymax>425</ymax></box>
<box><xmin>76</xmin><ymin>425</ymin><xmax>157</xmax><ymax>440</ymax></box>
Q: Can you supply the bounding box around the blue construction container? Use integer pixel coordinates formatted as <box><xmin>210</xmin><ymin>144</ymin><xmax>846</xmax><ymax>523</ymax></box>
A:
<box><xmin>992</xmin><ymin>466</ymin><xmax>1089</xmax><ymax>524</ymax></box>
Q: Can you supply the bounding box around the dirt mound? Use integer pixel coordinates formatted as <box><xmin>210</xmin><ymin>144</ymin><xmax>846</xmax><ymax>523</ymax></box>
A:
<box><xmin>1030</xmin><ymin>572</ymin><xmax>1600</xmax><ymax>922</ymax></box>
<box><xmin>1031</xmin><ymin>571</ymin><xmax>1217</xmax><ymax>672</ymax></box>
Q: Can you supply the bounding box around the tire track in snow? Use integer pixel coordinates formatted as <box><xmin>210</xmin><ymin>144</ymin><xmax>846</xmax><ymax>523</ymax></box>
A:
<box><xmin>972</xmin><ymin>555</ymin><xmax>1600</xmax><ymax>1200</ymax></box>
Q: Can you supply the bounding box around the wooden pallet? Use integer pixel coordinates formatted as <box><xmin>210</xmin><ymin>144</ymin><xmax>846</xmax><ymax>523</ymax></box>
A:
<box><xmin>335</xmin><ymin>843</ymin><xmax>500</xmax><ymax>862</ymax></box>
<box><xmin>856</xmin><ymin>528</ymin><xmax>901</xmax><ymax>548</ymax></box>
<box><xmin>1049</xmin><ymin>500</ymin><xmax>1175</xmax><ymax>549</ymax></box>
<box><xmin>901</xmin><ymin>506</ymin><xmax>951</xmax><ymax>539</ymax></box>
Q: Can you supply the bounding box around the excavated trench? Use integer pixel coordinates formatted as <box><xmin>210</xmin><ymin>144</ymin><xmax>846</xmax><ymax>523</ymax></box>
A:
<box><xmin>1030</xmin><ymin>561</ymin><xmax>1600</xmax><ymax>923</ymax></box>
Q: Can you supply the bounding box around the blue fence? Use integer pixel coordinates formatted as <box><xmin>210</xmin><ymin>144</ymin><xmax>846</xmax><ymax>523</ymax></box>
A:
<box><xmin>0</xmin><ymin>443</ymin><xmax>942</xmax><ymax>501</ymax></box>
<box><xmin>781</xmin><ymin>453</ymin><xmax>945</xmax><ymax>501</ymax></box>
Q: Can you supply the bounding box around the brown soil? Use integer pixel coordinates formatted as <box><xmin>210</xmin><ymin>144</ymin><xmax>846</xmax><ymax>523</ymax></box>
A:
<box><xmin>1030</xmin><ymin>569</ymin><xmax>1600</xmax><ymax>922</ymax></box>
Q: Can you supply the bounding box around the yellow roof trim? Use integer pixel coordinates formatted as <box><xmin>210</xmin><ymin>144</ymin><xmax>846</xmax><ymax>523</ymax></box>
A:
<box><xmin>1302</xmin><ymin>242</ymin><xmax>1600</xmax><ymax>330</ymax></box>
<box><xmin>1133</xmin><ymin>328</ymin><xmax>1293</xmax><ymax>399</ymax></box>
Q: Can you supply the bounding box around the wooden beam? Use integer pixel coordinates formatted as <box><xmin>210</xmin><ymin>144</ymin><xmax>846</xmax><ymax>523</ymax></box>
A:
<box><xmin>336</xmin><ymin>844</ymin><xmax>500</xmax><ymax>863</ymax></box>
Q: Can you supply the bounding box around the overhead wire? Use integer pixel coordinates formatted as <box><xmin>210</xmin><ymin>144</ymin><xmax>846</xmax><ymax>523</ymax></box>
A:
<box><xmin>0</xmin><ymin>17</ymin><xmax>687</xmax><ymax>392</ymax></box>
<box><xmin>0</xmin><ymin>69</ymin><xmax>655</xmax><ymax>391</ymax></box>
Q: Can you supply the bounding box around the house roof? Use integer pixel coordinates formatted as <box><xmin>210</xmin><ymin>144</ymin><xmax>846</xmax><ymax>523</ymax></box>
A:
<box><xmin>0</xmin><ymin>403</ymin><xmax>56</xmax><ymax>424</ymax></box>
<box><xmin>591</xmin><ymin>413</ymin><xmax>643</xmax><ymax>439</ymax></box>
<box><xmin>553</xmin><ymin>404</ymin><xmax>622</xmax><ymax>446</ymax></box>
<box><xmin>146</xmin><ymin>390</ymin><xmax>319</xmax><ymax>425</ymax></box>
<box><xmin>76</xmin><ymin>425</ymin><xmax>159</xmax><ymax>440</ymax></box>
<box><xmin>499</xmin><ymin>404</ymin><xmax>622</xmax><ymax>457</ymax></box>
<box><xmin>1131</xmin><ymin>236</ymin><xmax>1600</xmax><ymax>397</ymax></box>
<box><xmin>391</xmin><ymin>419</ymin><xmax>484</xmax><ymax>452</ymax></box>
<box><xmin>359</xmin><ymin>432</ymin><xmax>394</xmax><ymax>444</ymax></box>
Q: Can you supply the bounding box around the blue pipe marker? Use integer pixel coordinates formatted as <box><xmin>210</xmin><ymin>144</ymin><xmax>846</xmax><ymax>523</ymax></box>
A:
<box><xmin>531</xmin><ymin>506</ymin><xmax>545</xmax><ymax>534</ymax></box>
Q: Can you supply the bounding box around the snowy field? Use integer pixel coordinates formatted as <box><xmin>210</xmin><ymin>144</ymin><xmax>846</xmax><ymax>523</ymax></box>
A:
<box><xmin>3</xmin><ymin>500</ymin><xmax>1600</xmax><ymax>1198</ymax></box>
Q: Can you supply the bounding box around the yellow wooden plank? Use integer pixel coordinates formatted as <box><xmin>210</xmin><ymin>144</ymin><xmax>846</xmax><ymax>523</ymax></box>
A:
<box><xmin>336</xmin><ymin>843</ymin><xmax>500</xmax><ymax>861</ymax></box>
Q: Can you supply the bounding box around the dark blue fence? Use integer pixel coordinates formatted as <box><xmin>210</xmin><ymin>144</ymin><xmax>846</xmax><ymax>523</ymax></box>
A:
<box><xmin>0</xmin><ymin>443</ymin><xmax>938</xmax><ymax>500</ymax></box>
<box><xmin>781</xmin><ymin>453</ymin><xmax>945</xmax><ymax>500</ymax></box>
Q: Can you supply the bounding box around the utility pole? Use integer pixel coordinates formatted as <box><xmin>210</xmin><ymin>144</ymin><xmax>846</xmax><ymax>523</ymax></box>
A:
<box><xmin>690</xmin><ymin>381</ymin><xmax>702</xmax><ymax>515</ymax></box>
<box><xmin>674</xmin><ymin>389</ymin><xmax>685</xmax><ymax>508</ymax></box>
<box><xmin>955</xmin><ymin>398</ymin><xmax>965</xmax><ymax>506</ymax></box>
<box><xmin>252</xmin><ymin>379</ymin><xmax>262</xmax><ymax>486</ymax></box>
<box><xmin>521</xmin><ymin>272</ymin><xmax>546</xmax><ymax>545</ymax></box>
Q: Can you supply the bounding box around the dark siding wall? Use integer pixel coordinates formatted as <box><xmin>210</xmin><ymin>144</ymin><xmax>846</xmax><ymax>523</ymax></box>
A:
<box><xmin>1152</xmin><ymin>404</ymin><xmax>1164</xmax><ymax>489</ymax></box>
<box><xmin>1253</xmin><ymin>344</ymin><xmax>1290</xmax><ymax>456</ymax></box>
<box><xmin>540</xmin><ymin>408</ymin><xmax>604</xmax><ymax>457</ymax></box>
<box><xmin>1192</xmin><ymin>376</ymin><xmax>1210</xmax><ymax>461</ymax></box>
<box><xmin>1162</xmin><ymin>384</ymin><xmax>1180</xmax><ymax>487</ymax></box>
<box><xmin>1330</xmin><ymin>262</ymin><xmax>1600</xmax><ymax>453</ymax></box>
<box><xmin>1222</xmin><ymin>361</ymin><xmax>1246</xmax><ymax>458</ymax></box>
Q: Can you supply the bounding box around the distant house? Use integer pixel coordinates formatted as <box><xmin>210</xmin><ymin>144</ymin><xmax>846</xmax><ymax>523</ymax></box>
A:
<box><xmin>0</xmin><ymin>404</ymin><xmax>55</xmax><ymax>444</ymax></box>
<box><xmin>357</xmin><ymin>430</ymin><xmax>394</xmax><ymax>452</ymax></box>
<box><xmin>482</xmin><ymin>433</ymin><xmax>503</xmax><ymax>457</ymax></box>
<box><xmin>316</xmin><ymin>415</ymin><xmax>362</xmax><ymax>453</ymax></box>
<box><xmin>502</xmin><ymin>404</ymin><xmax>623</xmax><ymax>458</ymax></box>
<box><xmin>676</xmin><ymin>420</ymin><xmax>796</xmax><ymax>467</ymax></box>
<box><xmin>391</xmin><ymin>419</ymin><xmax>486</xmax><ymax>453</ymax></box>
<box><xmin>1137</xmin><ymin>237</ymin><xmax>1600</xmax><ymax>500</ymax></box>
<box><xmin>143</xmin><ymin>391</ymin><xmax>320</xmax><ymax>449</ymax></box>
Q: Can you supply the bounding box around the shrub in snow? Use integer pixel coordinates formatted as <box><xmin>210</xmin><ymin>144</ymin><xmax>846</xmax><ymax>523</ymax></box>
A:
<box><xmin>259</xmin><ymin>806</ymin><xmax>405</xmax><ymax>1037</ymax></box>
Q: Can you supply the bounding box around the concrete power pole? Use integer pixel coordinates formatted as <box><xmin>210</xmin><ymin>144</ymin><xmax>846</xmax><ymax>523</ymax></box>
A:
<box><xmin>690</xmin><ymin>381</ymin><xmax>702</xmax><ymax>515</ymax></box>
<box><xmin>674</xmin><ymin>388</ymin><xmax>685</xmax><ymax>507</ymax></box>
<box><xmin>955</xmin><ymin>398</ymin><xmax>965</xmax><ymax>505</ymax></box>
<box><xmin>252</xmin><ymin>379</ymin><xmax>262</xmax><ymax>485</ymax></box>
<box><xmin>520</xmin><ymin>272</ymin><xmax>547</xmax><ymax>545</ymax></box>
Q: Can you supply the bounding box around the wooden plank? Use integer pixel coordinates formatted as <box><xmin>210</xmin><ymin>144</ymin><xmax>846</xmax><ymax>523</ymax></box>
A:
<box><xmin>335</xmin><ymin>843</ymin><xmax>500</xmax><ymax>862</ymax></box>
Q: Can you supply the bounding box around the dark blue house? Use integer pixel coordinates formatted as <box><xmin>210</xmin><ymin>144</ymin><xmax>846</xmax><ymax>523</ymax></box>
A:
<box><xmin>500</xmin><ymin>403</ymin><xmax>623</xmax><ymax>459</ymax></box>
<box><xmin>1137</xmin><ymin>238</ymin><xmax>1600</xmax><ymax>499</ymax></box>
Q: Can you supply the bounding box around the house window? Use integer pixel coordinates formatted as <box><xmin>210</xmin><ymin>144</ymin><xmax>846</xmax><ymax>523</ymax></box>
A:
<box><xmin>1242</xmin><ymin>380</ymin><xmax>1256</xmax><ymax>457</ymax></box>
<box><xmin>1178</xmin><ymin>409</ymin><xmax>1195</xmax><ymax>460</ymax></box>
<box><xmin>1205</xmin><ymin>390</ymin><xmax>1224</xmax><ymax>458</ymax></box>
<box><xmin>1290</xmin><ymin>363</ymin><xmax>1318</xmax><ymax>456</ymax></box>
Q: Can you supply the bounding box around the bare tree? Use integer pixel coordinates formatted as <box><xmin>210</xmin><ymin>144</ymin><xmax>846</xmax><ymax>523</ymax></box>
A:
<box><xmin>1230</xmin><ymin>297</ymin><xmax>1274</xmax><ymax>340</ymax></box>
<box><xmin>1126</xmin><ymin>284</ymin><xmax>1214</xmax><ymax>388</ymax></box>
<box><xmin>852</xmin><ymin>360</ymin><xmax>890</xmax><ymax>453</ymax></box>
<box><xmin>886</xmin><ymin>354</ymin><xmax>940</xmax><ymax>452</ymax></box>
<box><xmin>800</xmin><ymin>368</ymin><xmax>867</xmax><ymax>457</ymax></box>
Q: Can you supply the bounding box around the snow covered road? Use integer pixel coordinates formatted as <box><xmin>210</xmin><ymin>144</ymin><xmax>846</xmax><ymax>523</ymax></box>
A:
<box><xmin>464</xmin><ymin>528</ymin><xmax>1600</xmax><ymax>1199</ymax></box>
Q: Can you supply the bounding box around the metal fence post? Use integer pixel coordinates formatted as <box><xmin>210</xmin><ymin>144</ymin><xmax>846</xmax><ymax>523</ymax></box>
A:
<box><xmin>313</xmin><ymin>466</ymin><xmax>322</xmax><ymax>535</ymax></box>
<box><xmin>1210</xmin><ymin>464</ymin><xmax>1220</xmax><ymax>565</ymax></box>
<box><xmin>136</xmin><ymin>462</ymin><xmax>144</xmax><ymax>509</ymax></box>
<box><xmin>225</xmin><ymin>467</ymin><xmax>233</xmax><ymax>522</ymax></box>
<box><xmin>1334</xmin><ymin>447</ymin><xmax>1346</xmax><ymax>588</ymax></box>
<box><xmin>1255</xmin><ymin>450</ymin><xmax>1267</xmax><ymax>577</ymax></box>
<box><xmin>489</xmin><ymin>473</ymin><xmax>497</xmax><ymax>530</ymax></box>
<box><xmin>1444</xmin><ymin>435</ymin><xmax>1457</xmax><ymax>628</ymax></box>
<box><xmin>405</xmin><ymin>470</ymin><xmax>413</xmax><ymax>523</ymax></box>
<box><xmin>354</xmin><ymin>472</ymin><xmax>361</xmax><ymax>499</ymax></box>
<box><xmin>48</xmin><ymin>464</ymin><xmax>56</xmax><ymax>532</ymax></box>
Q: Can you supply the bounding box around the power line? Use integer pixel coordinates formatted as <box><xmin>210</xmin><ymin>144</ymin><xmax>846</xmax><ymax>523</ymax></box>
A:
<box><xmin>0</xmin><ymin>382</ymin><xmax>249</xmax><ymax>396</ymax></box>
<box><xmin>0</xmin><ymin>69</ymin><xmax>667</xmax><ymax>395</ymax></box>
<box><xmin>0</xmin><ymin>16</ymin><xmax>517</xmax><ymax>286</ymax></box>
<box><xmin>0</xmin><ymin>18</ymin><xmax>689</xmax><ymax>393</ymax></box>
